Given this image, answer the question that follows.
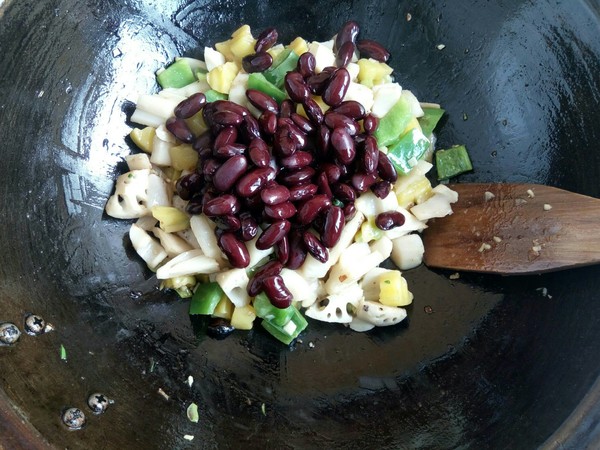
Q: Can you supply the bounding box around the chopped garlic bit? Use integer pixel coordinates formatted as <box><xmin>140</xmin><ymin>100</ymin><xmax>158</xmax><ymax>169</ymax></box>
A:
<box><xmin>532</xmin><ymin>245</ymin><xmax>542</xmax><ymax>253</ymax></box>
<box><xmin>187</xmin><ymin>375</ymin><xmax>194</xmax><ymax>388</ymax></box>
<box><xmin>544</xmin><ymin>204</ymin><xmax>553</xmax><ymax>211</ymax></box>
<box><xmin>406</xmin><ymin>13</ymin><xmax>412</xmax><ymax>21</ymax></box>
<box><xmin>484</xmin><ymin>191</ymin><xmax>495</xmax><ymax>201</ymax></box>
<box><xmin>449</xmin><ymin>272</ymin><xmax>460</xmax><ymax>280</ymax></box>
<box><xmin>478</xmin><ymin>243</ymin><xmax>492</xmax><ymax>253</ymax></box>
<box><xmin>436</xmin><ymin>44</ymin><xmax>446</xmax><ymax>50</ymax></box>
<box><xmin>527</xmin><ymin>189</ymin><xmax>535</xmax><ymax>198</ymax></box>
<box><xmin>493</xmin><ymin>236</ymin><xmax>502</xmax><ymax>243</ymax></box>
<box><xmin>184</xmin><ymin>435</ymin><xmax>195</xmax><ymax>441</ymax></box>
<box><xmin>157</xmin><ymin>388</ymin><xmax>170</xmax><ymax>401</ymax></box>
<box><xmin>308</xmin><ymin>342</ymin><xmax>315</xmax><ymax>348</ymax></box>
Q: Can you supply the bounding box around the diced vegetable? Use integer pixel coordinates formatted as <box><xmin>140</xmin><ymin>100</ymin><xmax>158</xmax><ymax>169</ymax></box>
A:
<box><xmin>419</xmin><ymin>107</ymin><xmax>445</xmax><ymax>137</ymax></box>
<box><xmin>247</xmin><ymin>73</ymin><xmax>287</xmax><ymax>103</ymax></box>
<box><xmin>391</xmin><ymin>234</ymin><xmax>425</xmax><ymax>270</ymax></box>
<box><xmin>253</xmin><ymin>293</ymin><xmax>295</xmax><ymax>327</ymax></box>
<box><xmin>156</xmin><ymin>59</ymin><xmax>196</xmax><ymax>89</ymax></box>
<box><xmin>130</xmin><ymin>127</ymin><xmax>156</xmax><ymax>153</ymax></box>
<box><xmin>288</xmin><ymin>37</ymin><xmax>308</xmax><ymax>55</ymax></box>
<box><xmin>357</xmin><ymin>58</ymin><xmax>393</xmax><ymax>87</ymax></box>
<box><xmin>204</xmin><ymin>89</ymin><xmax>228</xmax><ymax>102</ymax></box>
<box><xmin>261</xmin><ymin>308</ymin><xmax>308</xmax><ymax>345</ymax></box>
<box><xmin>263</xmin><ymin>48</ymin><xmax>300</xmax><ymax>88</ymax></box>
<box><xmin>386</xmin><ymin>128</ymin><xmax>431</xmax><ymax>175</ymax></box>
<box><xmin>189</xmin><ymin>282</ymin><xmax>225</xmax><ymax>315</ymax></box>
<box><xmin>152</xmin><ymin>206</ymin><xmax>190</xmax><ymax>233</ymax></box>
<box><xmin>207</xmin><ymin>61</ymin><xmax>239</xmax><ymax>94</ymax></box>
<box><xmin>212</xmin><ymin>295</ymin><xmax>234</xmax><ymax>320</ymax></box>
<box><xmin>378</xmin><ymin>271</ymin><xmax>413</xmax><ymax>306</ymax></box>
<box><xmin>169</xmin><ymin>144</ymin><xmax>198</xmax><ymax>171</ymax></box>
<box><xmin>435</xmin><ymin>145</ymin><xmax>473</xmax><ymax>179</ymax></box>
<box><xmin>161</xmin><ymin>275</ymin><xmax>196</xmax><ymax>298</ymax></box>
<box><xmin>373</xmin><ymin>95</ymin><xmax>413</xmax><ymax>147</ymax></box>
<box><xmin>231</xmin><ymin>304</ymin><xmax>257</xmax><ymax>330</ymax></box>
<box><xmin>184</xmin><ymin>111</ymin><xmax>209</xmax><ymax>136</ymax></box>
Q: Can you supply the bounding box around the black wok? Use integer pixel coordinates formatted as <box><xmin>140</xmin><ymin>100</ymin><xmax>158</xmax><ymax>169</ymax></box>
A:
<box><xmin>1</xmin><ymin>0</ymin><xmax>600</xmax><ymax>448</ymax></box>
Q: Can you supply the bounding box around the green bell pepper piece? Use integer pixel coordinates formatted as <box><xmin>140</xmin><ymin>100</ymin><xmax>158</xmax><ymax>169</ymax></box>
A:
<box><xmin>373</xmin><ymin>95</ymin><xmax>414</xmax><ymax>147</ymax></box>
<box><xmin>435</xmin><ymin>145</ymin><xmax>473</xmax><ymax>180</ymax></box>
<box><xmin>386</xmin><ymin>127</ymin><xmax>431</xmax><ymax>175</ymax></box>
<box><xmin>247</xmin><ymin>73</ymin><xmax>287</xmax><ymax>103</ymax></box>
<box><xmin>253</xmin><ymin>293</ymin><xmax>295</xmax><ymax>327</ymax></box>
<box><xmin>156</xmin><ymin>59</ymin><xmax>196</xmax><ymax>89</ymax></box>
<box><xmin>263</xmin><ymin>49</ymin><xmax>300</xmax><ymax>89</ymax></box>
<box><xmin>419</xmin><ymin>107</ymin><xmax>445</xmax><ymax>137</ymax></box>
<box><xmin>261</xmin><ymin>308</ymin><xmax>308</xmax><ymax>345</ymax></box>
<box><xmin>189</xmin><ymin>282</ymin><xmax>224</xmax><ymax>315</ymax></box>
<box><xmin>204</xmin><ymin>89</ymin><xmax>228</xmax><ymax>102</ymax></box>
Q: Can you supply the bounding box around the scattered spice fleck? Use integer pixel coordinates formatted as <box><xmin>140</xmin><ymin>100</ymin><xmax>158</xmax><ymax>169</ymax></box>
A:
<box><xmin>308</xmin><ymin>342</ymin><xmax>315</xmax><ymax>348</ymax></box>
<box><xmin>493</xmin><ymin>236</ymin><xmax>503</xmax><ymax>243</ymax></box>
<box><xmin>537</xmin><ymin>287</ymin><xmax>549</xmax><ymax>297</ymax></box>
<box><xmin>187</xmin><ymin>375</ymin><xmax>194</xmax><ymax>388</ymax></box>
<box><xmin>484</xmin><ymin>191</ymin><xmax>495</xmax><ymax>201</ymax></box>
<box><xmin>187</xmin><ymin>403</ymin><xmax>199</xmax><ymax>423</ymax></box>
<box><xmin>384</xmin><ymin>280</ymin><xmax>391</xmax><ymax>284</ymax></box>
<box><xmin>37</xmin><ymin>90</ymin><xmax>45</xmax><ymax>98</ymax></box>
<box><xmin>261</xmin><ymin>403</ymin><xmax>266</xmax><ymax>416</ymax></box>
<box><xmin>527</xmin><ymin>189</ymin><xmax>535</xmax><ymax>198</ymax></box>
<box><xmin>424</xmin><ymin>305</ymin><xmax>434</xmax><ymax>314</ymax></box>
<box><xmin>544</xmin><ymin>204</ymin><xmax>553</xmax><ymax>211</ymax></box>
<box><xmin>149</xmin><ymin>358</ymin><xmax>156</xmax><ymax>373</ymax></box>
<box><xmin>449</xmin><ymin>272</ymin><xmax>460</xmax><ymax>280</ymax></box>
<box><xmin>157</xmin><ymin>388</ymin><xmax>170</xmax><ymax>401</ymax></box>
<box><xmin>183</xmin><ymin>435</ymin><xmax>195</xmax><ymax>441</ymax></box>
<box><xmin>339</xmin><ymin>275</ymin><xmax>348</xmax><ymax>282</ymax></box>
<box><xmin>462</xmin><ymin>112</ymin><xmax>468</xmax><ymax>121</ymax></box>
<box><xmin>478</xmin><ymin>243</ymin><xmax>492</xmax><ymax>253</ymax></box>
<box><xmin>436</xmin><ymin>44</ymin><xmax>446</xmax><ymax>50</ymax></box>
<box><xmin>406</xmin><ymin>12</ymin><xmax>412</xmax><ymax>21</ymax></box>
<box><xmin>60</xmin><ymin>344</ymin><xmax>67</xmax><ymax>361</ymax></box>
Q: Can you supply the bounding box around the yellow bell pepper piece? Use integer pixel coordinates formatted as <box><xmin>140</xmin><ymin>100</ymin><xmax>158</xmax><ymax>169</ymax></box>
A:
<box><xmin>379</xmin><ymin>271</ymin><xmax>413</xmax><ymax>306</ymax></box>
<box><xmin>207</xmin><ymin>62</ymin><xmax>239</xmax><ymax>93</ymax></box>
<box><xmin>151</xmin><ymin>206</ymin><xmax>190</xmax><ymax>233</ymax></box>
<box><xmin>212</xmin><ymin>295</ymin><xmax>234</xmax><ymax>320</ymax></box>
<box><xmin>130</xmin><ymin>127</ymin><xmax>156</xmax><ymax>153</ymax></box>
<box><xmin>288</xmin><ymin>37</ymin><xmax>308</xmax><ymax>56</ymax></box>
<box><xmin>169</xmin><ymin>144</ymin><xmax>198</xmax><ymax>171</ymax></box>
<box><xmin>231</xmin><ymin>304</ymin><xmax>257</xmax><ymax>330</ymax></box>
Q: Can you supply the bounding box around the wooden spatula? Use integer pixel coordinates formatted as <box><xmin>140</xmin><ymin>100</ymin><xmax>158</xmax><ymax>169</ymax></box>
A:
<box><xmin>422</xmin><ymin>183</ymin><xmax>600</xmax><ymax>275</ymax></box>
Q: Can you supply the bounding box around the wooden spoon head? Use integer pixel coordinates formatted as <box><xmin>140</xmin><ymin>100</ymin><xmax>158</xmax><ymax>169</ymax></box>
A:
<box><xmin>422</xmin><ymin>183</ymin><xmax>600</xmax><ymax>275</ymax></box>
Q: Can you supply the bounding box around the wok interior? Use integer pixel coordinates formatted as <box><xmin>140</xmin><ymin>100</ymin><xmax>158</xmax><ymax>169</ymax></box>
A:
<box><xmin>1</xmin><ymin>0</ymin><xmax>600</xmax><ymax>448</ymax></box>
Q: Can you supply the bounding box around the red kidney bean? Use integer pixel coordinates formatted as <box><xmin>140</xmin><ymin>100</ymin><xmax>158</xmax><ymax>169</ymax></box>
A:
<box><xmin>213</xmin><ymin>155</ymin><xmax>248</xmax><ymax>192</ymax></box>
<box><xmin>315</xmin><ymin>124</ymin><xmax>330</xmax><ymax>157</ymax></box>
<box><xmin>262</xmin><ymin>275</ymin><xmax>292</xmax><ymax>308</ymax></box>
<box><xmin>331</xmin><ymin>127</ymin><xmax>356</xmax><ymax>164</ymax></box>
<box><xmin>278</xmin><ymin>166</ymin><xmax>315</xmax><ymax>186</ymax></box>
<box><xmin>279</xmin><ymin>99</ymin><xmax>294</xmax><ymax>119</ymax></box>
<box><xmin>343</xmin><ymin>202</ymin><xmax>356</xmax><ymax>221</ymax></box>
<box><xmin>246</xmin><ymin>89</ymin><xmax>279</xmax><ymax>114</ymax></box>
<box><xmin>213</xmin><ymin>215</ymin><xmax>241</xmax><ymax>231</ymax></box>
<box><xmin>264</xmin><ymin>201</ymin><xmax>296</xmax><ymax>220</ymax></box>
<box><xmin>236</xmin><ymin>167</ymin><xmax>276</xmax><ymax>197</ymax></box>
<box><xmin>247</xmin><ymin>260</ymin><xmax>283</xmax><ymax>296</ymax></box>
<box><xmin>371</xmin><ymin>180</ymin><xmax>392</xmax><ymax>199</ymax></box>
<box><xmin>213</xmin><ymin>126</ymin><xmax>238</xmax><ymax>150</ymax></box>
<box><xmin>166</xmin><ymin>116</ymin><xmax>194</xmax><ymax>143</ymax></box>
<box><xmin>363</xmin><ymin>135</ymin><xmax>379</xmax><ymax>173</ymax></box>
<box><xmin>336</xmin><ymin>41</ymin><xmax>355</xmax><ymax>67</ymax></box>
<box><xmin>363</xmin><ymin>114</ymin><xmax>379</xmax><ymax>134</ymax></box>
<box><xmin>256</xmin><ymin>220</ymin><xmax>291</xmax><ymax>250</ymax></box>
<box><xmin>174</xmin><ymin>92</ymin><xmax>206</xmax><ymax>119</ymax></box>
<box><xmin>218</xmin><ymin>232</ymin><xmax>250</xmax><ymax>268</ymax></box>
<box><xmin>303</xmin><ymin>232</ymin><xmax>329</xmax><ymax>263</ymax></box>
<box><xmin>302</xmin><ymin>97</ymin><xmax>324</xmax><ymax>124</ymax></box>
<box><xmin>275</xmin><ymin>236</ymin><xmax>289</xmax><ymax>265</ymax></box>
<box><xmin>306</xmin><ymin>70</ymin><xmax>332</xmax><ymax>95</ymax></box>
<box><xmin>325</xmin><ymin>112</ymin><xmax>359</xmax><ymax>135</ymax></box>
<box><xmin>322</xmin><ymin>68</ymin><xmax>350</xmax><ymax>107</ymax></box>
<box><xmin>175</xmin><ymin>172</ymin><xmax>204</xmax><ymax>200</ymax></box>
<box><xmin>288</xmin><ymin>183</ymin><xmax>318</xmax><ymax>202</ymax></box>
<box><xmin>213</xmin><ymin>100</ymin><xmax>250</xmax><ymax>117</ymax></box>
<box><xmin>212</xmin><ymin>110</ymin><xmax>243</xmax><ymax>127</ymax></box>
<box><xmin>240</xmin><ymin>214</ymin><xmax>259</xmax><ymax>241</ymax></box>
<box><xmin>197</xmin><ymin>147</ymin><xmax>212</xmax><ymax>161</ymax></box>
<box><xmin>322</xmin><ymin>206</ymin><xmax>345</xmax><ymax>248</ymax></box>
<box><xmin>291</xmin><ymin>113</ymin><xmax>315</xmax><ymax>134</ymax></box>
<box><xmin>286</xmin><ymin>230</ymin><xmax>307</xmax><ymax>269</ymax></box>
<box><xmin>240</xmin><ymin>114</ymin><xmax>262</xmax><ymax>142</ymax></box>
<box><xmin>255</xmin><ymin>27</ymin><xmax>278</xmax><ymax>52</ymax></box>
<box><xmin>351</xmin><ymin>172</ymin><xmax>378</xmax><ymax>193</ymax></box>
<box><xmin>214</xmin><ymin>143</ymin><xmax>246</xmax><ymax>159</ymax></box>
<box><xmin>202</xmin><ymin>158</ymin><xmax>221</xmax><ymax>179</ymax></box>
<box><xmin>333</xmin><ymin>101</ymin><xmax>366</xmax><ymax>120</ymax></box>
<box><xmin>285</xmin><ymin>122</ymin><xmax>307</xmax><ymax>149</ymax></box>
<box><xmin>378</xmin><ymin>150</ymin><xmax>398</xmax><ymax>182</ymax></box>
<box><xmin>337</xmin><ymin>161</ymin><xmax>349</xmax><ymax>178</ymax></box>
<box><xmin>335</xmin><ymin>20</ymin><xmax>360</xmax><ymax>50</ymax></box>
<box><xmin>297</xmin><ymin>194</ymin><xmax>332</xmax><ymax>225</ymax></box>
<box><xmin>280</xmin><ymin>150</ymin><xmax>313</xmax><ymax>169</ymax></box>
<box><xmin>297</xmin><ymin>52</ymin><xmax>316</xmax><ymax>78</ymax></box>
<box><xmin>273</xmin><ymin>133</ymin><xmax>297</xmax><ymax>158</ymax></box>
<box><xmin>319</xmin><ymin>163</ymin><xmax>342</xmax><ymax>184</ymax></box>
<box><xmin>260</xmin><ymin>184</ymin><xmax>290</xmax><ymax>205</ymax></box>
<box><xmin>242</xmin><ymin>51</ymin><xmax>273</xmax><ymax>73</ymax></box>
<box><xmin>248</xmin><ymin>138</ymin><xmax>271</xmax><ymax>167</ymax></box>
<box><xmin>316</xmin><ymin>171</ymin><xmax>333</xmax><ymax>199</ymax></box>
<box><xmin>375</xmin><ymin>211</ymin><xmax>405</xmax><ymax>230</ymax></box>
<box><xmin>203</xmin><ymin>194</ymin><xmax>241</xmax><ymax>217</ymax></box>
<box><xmin>357</xmin><ymin>39</ymin><xmax>390</xmax><ymax>62</ymax></box>
<box><xmin>185</xmin><ymin>193</ymin><xmax>204</xmax><ymax>214</ymax></box>
<box><xmin>259</xmin><ymin>111</ymin><xmax>278</xmax><ymax>135</ymax></box>
<box><xmin>284</xmin><ymin>72</ymin><xmax>310</xmax><ymax>103</ymax></box>
<box><xmin>193</xmin><ymin>131</ymin><xmax>213</xmax><ymax>152</ymax></box>
<box><xmin>332</xmin><ymin>182</ymin><xmax>356</xmax><ymax>202</ymax></box>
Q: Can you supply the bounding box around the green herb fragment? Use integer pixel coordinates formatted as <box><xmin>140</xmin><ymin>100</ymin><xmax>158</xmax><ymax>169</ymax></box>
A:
<box><xmin>60</xmin><ymin>344</ymin><xmax>67</xmax><ymax>361</ymax></box>
<box><xmin>435</xmin><ymin>145</ymin><xmax>473</xmax><ymax>180</ymax></box>
<box><xmin>187</xmin><ymin>402</ymin><xmax>199</xmax><ymax>423</ymax></box>
<box><xmin>384</xmin><ymin>280</ymin><xmax>391</xmax><ymax>284</ymax></box>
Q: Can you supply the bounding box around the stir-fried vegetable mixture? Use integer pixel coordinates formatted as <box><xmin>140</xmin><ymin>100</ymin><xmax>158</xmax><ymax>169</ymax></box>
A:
<box><xmin>105</xmin><ymin>22</ymin><xmax>472</xmax><ymax>344</ymax></box>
